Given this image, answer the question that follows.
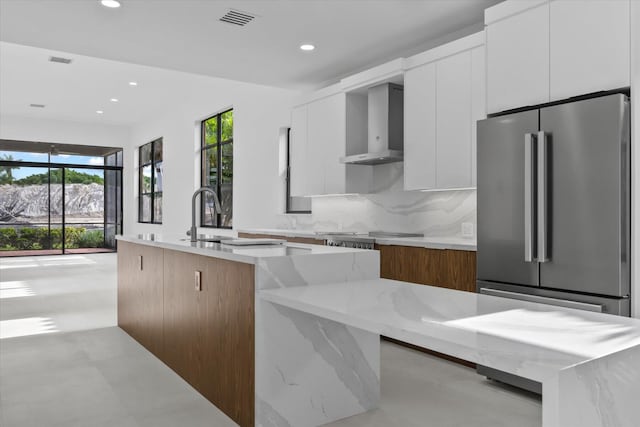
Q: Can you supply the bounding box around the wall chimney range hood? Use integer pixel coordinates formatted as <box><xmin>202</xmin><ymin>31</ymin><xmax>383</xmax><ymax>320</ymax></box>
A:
<box><xmin>340</xmin><ymin>83</ymin><xmax>404</xmax><ymax>165</ymax></box>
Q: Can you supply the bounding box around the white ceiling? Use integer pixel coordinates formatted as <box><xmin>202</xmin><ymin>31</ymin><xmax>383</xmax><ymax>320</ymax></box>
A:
<box><xmin>0</xmin><ymin>0</ymin><xmax>500</xmax><ymax>125</ymax></box>
<box><xmin>0</xmin><ymin>41</ymin><xmax>297</xmax><ymax>126</ymax></box>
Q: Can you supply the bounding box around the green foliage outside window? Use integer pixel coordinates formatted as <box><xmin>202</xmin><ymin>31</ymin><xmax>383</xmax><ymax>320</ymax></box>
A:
<box><xmin>201</xmin><ymin>109</ymin><xmax>233</xmax><ymax>228</ymax></box>
<box><xmin>0</xmin><ymin>154</ymin><xmax>21</xmax><ymax>184</ymax></box>
<box><xmin>0</xmin><ymin>226</ymin><xmax>105</xmax><ymax>251</ymax></box>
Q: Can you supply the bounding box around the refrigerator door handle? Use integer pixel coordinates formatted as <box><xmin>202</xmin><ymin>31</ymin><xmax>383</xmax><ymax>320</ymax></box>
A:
<box><xmin>537</xmin><ymin>131</ymin><xmax>549</xmax><ymax>262</ymax></box>
<box><xmin>524</xmin><ymin>133</ymin><xmax>536</xmax><ymax>262</ymax></box>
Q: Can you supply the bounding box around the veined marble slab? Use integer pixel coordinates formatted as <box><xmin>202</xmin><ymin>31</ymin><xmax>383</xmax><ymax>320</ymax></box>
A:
<box><xmin>116</xmin><ymin>234</ymin><xmax>371</xmax><ymax>265</ymax></box>
<box><xmin>259</xmin><ymin>279</ymin><xmax>640</xmax><ymax>427</ymax></box>
<box><xmin>254</xmin><ymin>248</ymin><xmax>380</xmax><ymax>427</ymax></box>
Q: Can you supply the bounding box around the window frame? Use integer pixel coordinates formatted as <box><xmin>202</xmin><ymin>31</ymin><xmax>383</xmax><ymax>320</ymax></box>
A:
<box><xmin>285</xmin><ymin>128</ymin><xmax>312</xmax><ymax>214</ymax></box>
<box><xmin>138</xmin><ymin>138</ymin><xmax>162</xmax><ymax>224</ymax></box>
<box><xmin>200</xmin><ymin>109</ymin><xmax>233</xmax><ymax>229</ymax></box>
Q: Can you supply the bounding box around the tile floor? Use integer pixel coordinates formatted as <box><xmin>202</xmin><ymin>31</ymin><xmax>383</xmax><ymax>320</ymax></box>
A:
<box><xmin>0</xmin><ymin>253</ymin><xmax>541</xmax><ymax>427</ymax></box>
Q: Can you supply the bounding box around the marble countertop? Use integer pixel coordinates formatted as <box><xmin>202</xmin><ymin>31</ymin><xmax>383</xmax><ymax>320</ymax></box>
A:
<box><xmin>238</xmin><ymin>228</ymin><xmax>477</xmax><ymax>251</ymax></box>
<box><xmin>373</xmin><ymin>236</ymin><xmax>476</xmax><ymax>251</ymax></box>
<box><xmin>259</xmin><ymin>278</ymin><xmax>640</xmax><ymax>382</ymax></box>
<box><xmin>236</xmin><ymin>228</ymin><xmax>321</xmax><ymax>239</ymax></box>
<box><xmin>116</xmin><ymin>234</ymin><xmax>370</xmax><ymax>265</ymax></box>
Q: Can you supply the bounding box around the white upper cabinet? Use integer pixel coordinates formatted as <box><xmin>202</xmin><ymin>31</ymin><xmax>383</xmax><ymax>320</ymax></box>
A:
<box><xmin>404</xmin><ymin>62</ymin><xmax>436</xmax><ymax>191</ymax></box>
<box><xmin>436</xmin><ymin>51</ymin><xmax>473</xmax><ymax>189</ymax></box>
<box><xmin>404</xmin><ymin>33</ymin><xmax>485</xmax><ymax>191</ymax></box>
<box><xmin>486</xmin><ymin>1</ymin><xmax>550</xmax><ymax>113</ymax></box>
<box><xmin>486</xmin><ymin>0</ymin><xmax>631</xmax><ymax>114</ymax></box>
<box><xmin>289</xmin><ymin>105</ymin><xmax>308</xmax><ymax>197</ymax></box>
<box><xmin>470</xmin><ymin>46</ymin><xmax>485</xmax><ymax>187</ymax></box>
<box><xmin>549</xmin><ymin>0</ymin><xmax>630</xmax><ymax>101</ymax></box>
<box><xmin>290</xmin><ymin>92</ymin><xmax>370</xmax><ymax>196</ymax></box>
<box><xmin>308</xmin><ymin>93</ymin><xmax>346</xmax><ymax>195</ymax></box>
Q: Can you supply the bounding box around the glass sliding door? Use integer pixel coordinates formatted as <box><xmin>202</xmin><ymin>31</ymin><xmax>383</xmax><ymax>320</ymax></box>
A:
<box><xmin>63</xmin><ymin>168</ymin><xmax>108</xmax><ymax>253</ymax></box>
<box><xmin>0</xmin><ymin>165</ymin><xmax>65</xmax><ymax>255</ymax></box>
<box><xmin>49</xmin><ymin>167</ymin><xmax>64</xmax><ymax>254</ymax></box>
<box><xmin>0</xmin><ymin>142</ymin><xmax>123</xmax><ymax>257</ymax></box>
<box><xmin>104</xmin><ymin>169</ymin><xmax>122</xmax><ymax>250</ymax></box>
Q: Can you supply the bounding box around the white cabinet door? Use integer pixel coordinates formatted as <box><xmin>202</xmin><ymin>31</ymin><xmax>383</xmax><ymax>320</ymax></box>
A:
<box><xmin>319</xmin><ymin>94</ymin><xmax>347</xmax><ymax>195</ymax></box>
<box><xmin>306</xmin><ymin>93</ymin><xmax>347</xmax><ymax>195</ymax></box>
<box><xmin>404</xmin><ymin>62</ymin><xmax>437</xmax><ymax>191</ymax></box>
<box><xmin>550</xmin><ymin>0</ymin><xmax>630</xmax><ymax>101</ymax></box>
<box><xmin>486</xmin><ymin>2</ymin><xmax>550</xmax><ymax>113</ymax></box>
<box><xmin>289</xmin><ymin>105</ymin><xmax>308</xmax><ymax>197</ymax></box>
<box><xmin>470</xmin><ymin>46</ymin><xmax>486</xmax><ymax>187</ymax></box>
<box><xmin>306</xmin><ymin>100</ymin><xmax>327</xmax><ymax>196</ymax></box>
<box><xmin>436</xmin><ymin>51</ymin><xmax>473</xmax><ymax>188</ymax></box>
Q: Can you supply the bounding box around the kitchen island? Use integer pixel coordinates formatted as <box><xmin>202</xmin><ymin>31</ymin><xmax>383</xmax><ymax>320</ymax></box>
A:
<box><xmin>118</xmin><ymin>234</ymin><xmax>640</xmax><ymax>427</ymax></box>
<box><xmin>116</xmin><ymin>234</ymin><xmax>380</xmax><ymax>427</ymax></box>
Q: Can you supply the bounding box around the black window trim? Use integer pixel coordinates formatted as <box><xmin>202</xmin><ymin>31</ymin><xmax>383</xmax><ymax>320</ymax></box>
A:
<box><xmin>138</xmin><ymin>138</ymin><xmax>162</xmax><ymax>224</ymax></box>
<box><xmin>200</xmin><ymin>109</ymin><xmax>233</xmax><ymax>229</ymax></box>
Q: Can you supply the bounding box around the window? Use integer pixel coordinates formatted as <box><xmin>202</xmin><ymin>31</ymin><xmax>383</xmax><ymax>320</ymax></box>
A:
<box><xmin>0</xmin><ymin>140</ymin><xmax>123</xmax><ymax>256</ymax></box>
<box><xmin>285</xmin><ymin>128</ymin><xmax>311</xmax><ymax>214</ymax></box>
<box><xmin>138</xmin><ymin>138</ymin><xmax>163</xmax><ymax>224</ymax></box>
<box><xmin>201</xmin><ymin>110</ymin><xmax>233</xmax><ymax>228</ymax></box>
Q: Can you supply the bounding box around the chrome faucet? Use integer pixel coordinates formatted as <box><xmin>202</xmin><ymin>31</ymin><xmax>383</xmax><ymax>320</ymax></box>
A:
<box><xmin>190</xmin><ymin>187</ymin><xmax>221</xmax><ymax>242</ymax></box>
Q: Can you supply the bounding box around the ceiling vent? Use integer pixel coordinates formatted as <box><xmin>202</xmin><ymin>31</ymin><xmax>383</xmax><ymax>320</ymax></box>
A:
<box><xmin>30</xmin><ymin>104</ymin><xmax>46</xmax><ymax>108</ymax></box>
<box><xmin>219</xmin><ymin>9</ymin><xmax>256</xmax><ymax>26</ymax></box>
<box><xmin>49</xmin><ymin>56</ymin><xmax>72</xmax><ymax>64</ymax></box>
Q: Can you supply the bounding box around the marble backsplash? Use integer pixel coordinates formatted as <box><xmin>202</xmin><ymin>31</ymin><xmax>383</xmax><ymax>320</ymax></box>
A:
<box><xmin>276</xmin><ymin>164</ymin><xmax>477</xmax><ymax>238</ymax></box>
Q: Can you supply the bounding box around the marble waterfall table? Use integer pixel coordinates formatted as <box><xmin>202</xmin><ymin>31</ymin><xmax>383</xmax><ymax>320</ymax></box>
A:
<box><xmin>258</xmin><ymin>279</ymin><xmax>640</xmax><ymax>427</ymax></box>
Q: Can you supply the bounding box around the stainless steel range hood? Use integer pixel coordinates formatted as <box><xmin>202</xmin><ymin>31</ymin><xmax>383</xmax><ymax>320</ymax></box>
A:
<box><xmin>340</xmin><ymin>83</ymin><xmax>404</xmax><ymax>165</ymax></box>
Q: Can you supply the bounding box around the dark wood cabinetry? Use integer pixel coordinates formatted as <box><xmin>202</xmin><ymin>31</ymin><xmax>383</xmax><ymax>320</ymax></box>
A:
<box><xmin>163</xmin><ymin>250</ymin><xmax>255</xmax><ymax>427</ymax></box>
<box><xmin>118</xmin><ymin>243</ymin><xmax>255</xmax><ymax>427</ymax></box>
<box><xmin>376</xmin><ymin>244</ymin><xmax>477</xmax><ymax>293</ymax></box>
<box><xmin>238</xmin><ymin>232</ymin><xmax>324</xmax><ymax>245</ymax></box>
<box><xmin>117</xmin><ymin>241</ymin><xmax>164</xmax><ymax>356</ymax></box>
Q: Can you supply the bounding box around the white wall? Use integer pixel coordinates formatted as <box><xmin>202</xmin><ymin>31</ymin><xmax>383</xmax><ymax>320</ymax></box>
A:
<box><xmin>127</xmin><ymin>73</ymin><xmax>298</xmax><ymax>236</ymax></box>
<box><xmin>0</xmin><ymin>72</ymin><xmax>298</xmax><ymax>240</ymax></box>
<box><xmin>631</xmin><ymin>1</ymin><xmax>639</xmax><ymax>318</ymax></box>
<box><xmin>0</xmin><ymin>115</ymin><xmax>130</xmax><ymax>148</ymax></box>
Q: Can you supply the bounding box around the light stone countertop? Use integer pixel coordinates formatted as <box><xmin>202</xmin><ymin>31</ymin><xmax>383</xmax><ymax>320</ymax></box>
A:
<box><xmin>236</xmin><ymin>228</ymin><xmax>321</xmax><ymax>239</ymax></box>
<box><xmin>373</xmin><ymin>236</ymin><xmax>476</xmax><ymax>251</ymax></box>
<box><xmin>258</xmin><ymin>278</ymin><xmax>640</xmax><ymax>427</ymax></box>
<box><xmin>237</xmin><ymin>228</ymin><xmax>477</xmax><ymax>251</ymax></box>
<box><xmin>259</xmin><ymin>278</ymin><xmax>640</xmax><ymax>380</ymax></box>
<box><xmin>116</xmin><ymin>234</ymin><xmax>371</xmax><ymax>265</ymax></box>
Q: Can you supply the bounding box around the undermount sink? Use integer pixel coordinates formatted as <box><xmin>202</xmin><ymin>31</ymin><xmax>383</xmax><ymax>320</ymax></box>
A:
<box><xmin>181</xmin><ymin>235</ymin><xmax>233</xmax><ymax>243</ymax></box>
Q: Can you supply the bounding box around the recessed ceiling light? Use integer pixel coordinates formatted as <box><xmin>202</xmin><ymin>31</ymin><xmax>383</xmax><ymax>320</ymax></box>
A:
<box><xmin>96</xmin><ymin>110</ymin><xmax>104</xmax><ymax>114</ymax></box>
<box><xmin>129</xmin><ymin>81</ymin><xmax>138</xmax><ymax>86</ymax></box>
<box><xmin>100</xmin><ymin>0</ymin><xmax>121</xmax><ymax>8</ymax></box>
<box><xmin>110</xmin><ymin>98</ymin><xmax>119</xmax><ymax>102</ymax></box>
<box><xmin>299</xmin><ymin>44</ymin><xmax>315</xmax><ymax>51</ymax></box>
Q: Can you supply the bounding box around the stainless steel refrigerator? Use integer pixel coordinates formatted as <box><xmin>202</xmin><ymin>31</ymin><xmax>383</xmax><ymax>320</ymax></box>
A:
<box><xmin>477</xmin><ymin>93</ymin><xmax>630</xmax><ymax>314</ymax></box>
<box><xmin>475</xmin><ymin>93</ymin><xmax>631</xmax><ymax>392</ymax></box>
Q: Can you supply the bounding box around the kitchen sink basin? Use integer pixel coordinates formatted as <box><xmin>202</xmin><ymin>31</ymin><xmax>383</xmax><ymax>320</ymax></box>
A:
<box><xmin>181</xmin><ymin>235</ymin><xmax>233</xmax><ymax>243</ymax></box>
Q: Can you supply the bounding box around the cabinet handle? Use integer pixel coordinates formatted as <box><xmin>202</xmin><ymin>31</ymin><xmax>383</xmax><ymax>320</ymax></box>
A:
<box><xmin>195</xmin><ymin>270</ymin><xmax>202</xmax><ymax>291</ymax></box>
<box><xmin>138</xmin><ymin>255</ymin><xmax>143</xmax><ymax>271</ymax></box>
